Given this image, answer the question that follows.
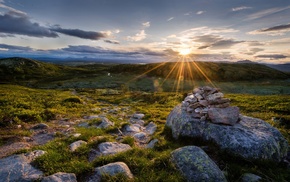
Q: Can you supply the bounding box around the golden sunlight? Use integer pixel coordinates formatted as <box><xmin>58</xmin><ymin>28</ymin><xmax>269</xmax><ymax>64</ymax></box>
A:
<box><xmin>178</xmin><ymin>48</ymin><xmax>191</xmax><ymax>56</ymax></box>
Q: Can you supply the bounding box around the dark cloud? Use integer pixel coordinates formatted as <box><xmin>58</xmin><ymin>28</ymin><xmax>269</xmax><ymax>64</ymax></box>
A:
<box><xmin>193</xmin><ymin>35</ymin><xmax>222</xmax><ymax>43</ymax></box>
<box><xmin>260</xmin><ymin>23</ymin><xmax>290</xmax><ymax>32</ymax></box>
<box><xmin>247</xmin><ymin>41</ymin><xmax>264</xmax><ymax>46</ymax></box>
<box><xmin>198</xmin><ymin>45</ymin><xmax>210</xmax><ymax>49</ymax></box>
<box><xmin>62</xmin><ymin>45</ymin><xmax>106</xmax><ymax>53</ymax></box>
<box><xmin>51</xmin><ymin>26</ymin><xmax>107</xmax><ymax>40</ymax></box>
<box><xmin>0</xmin><ymin>11</ymin><xmax>58</xmax><ymax>38</ymax></box>
<box><xmin>194</xmin><ymin>35</ymin><xmax>243</xmax><ymax>49</ymax></box>
<box><xmin>104</xmin><ymin>40</ymin><xmax>120</xmax><ymax>44</ymax></box>
<box><xmin>255</xmin><ymin>54</ymin><xmax>287</xmax><ymax>59</ymax></box>
<box><xmin>0</xmin><ymin>43</ymin><xmax>32</xmax><ymax>51</ymax></box>
<box><xmin>211</xmin><ymin>39</ymin><xmax>244</xmax><ymax>49</ymax></box>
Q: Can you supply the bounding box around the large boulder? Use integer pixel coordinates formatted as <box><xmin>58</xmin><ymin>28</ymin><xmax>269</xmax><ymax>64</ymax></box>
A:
<box><xmin>166</xmin><ymin>105</ymin><xmax>288</xmax><ymax>162</ymax></box>
<box><xmin>171</xmin><ymin>146</ymin><xmax>227</xmax><ymax>182</ymax></box>
<box><xmin>87</xmin><ymin>162</ymin><xmax>133</xmax><ymax>182</ymax></box>
<box><xmin>0</xmin><ymin>150</ymin><xmax>46</xmax><ymax>181</ymax></box>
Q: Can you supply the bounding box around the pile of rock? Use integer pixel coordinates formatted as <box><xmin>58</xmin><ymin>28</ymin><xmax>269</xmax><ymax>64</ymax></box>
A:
<box><xmin>181</xmin><ymin>86</ymin><xmax>239</xmax><ymax>125</ymax></box>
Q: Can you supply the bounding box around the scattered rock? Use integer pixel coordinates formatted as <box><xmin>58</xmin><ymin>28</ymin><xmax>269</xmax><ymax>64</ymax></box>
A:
<box><xmin>124</xmin><ymin>124</ymin><xmax>141</xmax><ymax>133</ymax></box>
<box><xmin>0</xmin><ymin>142</ymin><xmax>31</xmax><ymax>158</ymax></box>
<box><xmin>85</xmin><ymin>115</ymin><xmax>99</xmax><ymax>120</ymax></box>
<box><xmin>78</xmin><ymin>122</ymin><xmax>89</xmax><ymax>128</ymax></box>
<box><xmin>133</xmin><ymin>113</ymin><xmax>145</xmax><ymax>120</ymax></box>
<box><xmin>31</xmin><ymin>123</ymin><xmax>49</xmax><ymax>130</ymax></box>
<box><xmin>208</xmin><ymin>106</ymin><xmax>239</xmax><ymax>125</ymax></box>
<box><xmin>241</xmin><ymin>173</ymin><xmax>262</xmax><ymax>182</ymax></box>
<box><xmin>133</xmin><ymin>132</ymin><xmax>147</xmax><ymax>142</ymax></box>
<box><xmin>0</xmin><ymin>150</ymin><xmax>46</xmax><ymax>181</ymax></box>
<box><xmin>145</xmin><ymin>122</ymin><xmax>157</xmax><ymax>135</ymax></box>
<box><xmin>32</xmin><ymin>132</ymin><xmax>54</xmax><ymax>145</ymax></box>
<box><xmin>69</xmin><ymin>140</ymin><xmax>87</xmax><ymax>152</ymax></box>
<box><xmin>73</xmin><ymin>133</ymin><xmax>81</xmax><ymax>137</ymax></box>
<box><xmin>166</xmin><ymin>105</ymin><xmax>288</xmax><ymax>162</ymax></box>
<box><xmin>42</xmin><ymin>172</ymin><xmax>77</xmax><ymax>182</ymax></box>
<box><xmin>87</xmin><ymin>162</ymin><xmax>133</xmax><ymax>182</ymax></box>
<box><xmin>96</xmin><ymin>117</ymin><xmax>114</xmax><ymax>129</ymax></box>
<box><xmin>89</xmin><ymin>142</ymin><xmax>131</xmax><ymax>162</ymax></box>
<box><xmin>146</xmin><ymin>139</ymin><xmax>158</xmax><ymax>149</ymax></box>
<box><xmin>171</xmin><ymin>146</ymin><xmax>227</xmax><ymax>182</ymax></box>
<box><xmin>129</xmin><ymin>118</ymin><xmax>145</xmax><ymax>126</ymax></box>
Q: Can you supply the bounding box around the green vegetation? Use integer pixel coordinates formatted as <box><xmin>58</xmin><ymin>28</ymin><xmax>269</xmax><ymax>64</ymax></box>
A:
<box><xmin>0</xmin><ymin>58</ymin><xmax>289</xmax><ymax>181</ymax></box>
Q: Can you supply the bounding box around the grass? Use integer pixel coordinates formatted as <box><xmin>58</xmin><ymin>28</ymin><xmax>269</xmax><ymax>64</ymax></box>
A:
<box><xmin>0</xmin><ymin>84</ymin><xmax>289</xmax><ymax>181</ymax></box>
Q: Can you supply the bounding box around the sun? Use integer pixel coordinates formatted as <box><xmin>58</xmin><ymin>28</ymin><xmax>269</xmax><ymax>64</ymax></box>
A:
<box><xmin>178</xmin><ymin>48</ymin><xmax>191</xmax><ymax>56</ymax></box>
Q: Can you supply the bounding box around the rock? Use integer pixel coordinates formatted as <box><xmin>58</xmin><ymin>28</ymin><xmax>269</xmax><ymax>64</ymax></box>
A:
<box><xmin>145</xmin><ymin>122</ymin><xmax>157</xmax><ymax>135</ymax></box>
<box><xmin>31</xmin><ymin>123</ymin><xmax>49</xmax><ymax>130</ymax></box>
<box><xmin>166</xmin><ymin>105</ymin><xmax>288</xmax><ymax>162</ymax></box>
<box><xmin>73</xmin><ymin>133</ymin><xmax>81</xmax><ymax>137</ymax></box>
<box><xmin>241</xmin><ymin>173</ymin><xmax>262</xmax><ymax>182</ymax></box>
<box><xmin>87</xmin><ymin>162</ymin><xmax>133</xmax><ymax>182</ymax></box>
<box><xmin>42</xmin><ymin>172</ymin><xmax>77</xmax><ymax>182</ymax></box>
<box><xmin>133</xmin><ymin>132</ymin><xmax>147</xmax><ymax>141</ymax></box>
<box><xmin>0</xmin><ymin>142</ymin><xmax>31</xmax><ymax>158</ymax></box>
<box><xmin>89</xmin><ymin>142</ymin><xmax>132</xmax><ymax>161</ymax></box>
<box><xmin>171</xmin><ymin>146</ymin><xmax>227</xmax><ymax>182</ymax></box>
<box><xmin>86</xmin><ymin>115</ymin><xmax>99</xmax><ymax>120</ymax></box>
<box><xmin>199</xmin><ymin>100</ymin><xmax>209</xmax><ymax>107</ymax></box>
<box><xmin>78</xmin><ymin>122</ymin><xmax>89</xmax><ymax>128</ymax></box>
<box><xmin>129</xmin><ymin>118</ymin><xmax>145</xmax><ymax>126</ymax></box>
<box><xmin>97</xmin><ymin>117</ymin><xmax>114</xmax><ymax>129</ymax></box>
<box><xmin>210</xmin><ymin>102</ymin><xmax>230</xmax><ymax>108</ymax></box>
<box><xmin>146</xmin><ymin>139</ymin><xmax>158</xmax><ymax>149</ymax></box>
<box><xmin>32</xmin><ymin>132</ymin><xmax>54</xmax><ymax>145</ymax></box>
<box><xmin>124</xmin><ymin>124</ymin><xmax>140</xmax><ymax>133</ymax></box>
<box><xmin>208</xmin><ymin>106</ymin><xmax>239</xmax><ymax>125</ymax></box>
<box><xmin>206</xmin><ymin>92</ymin><xmax>224</xmax><ymax>101</ymax></box>
<box><xmin>0</xmin><ymin>150</ymin><xmax>45</xmax><ymax>181</ymax></box>
<box><xmin>133</xmin><ymin>113</ymin><xmax>145</xmax><ymax>119</ymax></box>
<box><xmin>69</xmin><ymin>140</ymin><xmax>87</xmax><ymax>152</ymax></box>
<box><xmin>208</xmin><ymin>98</ymin><xmax>230</xmax><ymax>105</ymax></box>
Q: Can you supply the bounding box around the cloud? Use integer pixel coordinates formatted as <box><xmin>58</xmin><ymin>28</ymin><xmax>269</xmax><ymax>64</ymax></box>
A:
<box><xmin>184</xmin><ymin>12</ymin><xmax>191</xmax><ymax>16</ymax></box>
<box><xmin>247</xmin><ymin>41</ymin><xmax>265</xmax><ymax>46</ymax></box>
<box><xmin>104</xmin><ymin>40</ymin><xmax>120</xmax><ymax>44</ymax></box>
<box><xmin>248</xmin><ymin>23</ymin><xmax>290</xmax><ymax>36</ymax></box>
<box><xmin>142</xmin><ymin>21</ymin><xmax>150</xmax><ymax>28</ymax></box>
<box><xmin>196</xmin><ymin>11</ymin><xmax>205</xmax><ymax>15</ymax></box>
<box><xmin>232</xmin><ymin>6</ymin><xmax>252</xmax><ymax>12</ymax></box>
<box><xmin>51</xmin><ymin>26</ymin><xmax>108</xmax><ymax>40</ymax></box>
<box><xmin>127</xmin><ymin>30</ymin><xmax>146</xmax><ymax>41</ymax></box>
<box><xmin>167</xmin><ymin>17</ymin><xmax>174</xmax><ymax>21</ymax></box>
<box><xmin>193</xmin><ymin>35</ymin><xmax>243</xmax><ymax>49</ymax></box>
<box><xmin>0</xmin><ymin>0</ymin><xmax>26</xmax><ymax>16</ymax></box>
<box><xmin>0</xmin><ymin>43</ymin><xmax>32</xmax><ymax>51</ymax></box>
<box><xmin>0</xmin><ymin>11</ymin><xmax>58</xmax><ymax>38</ymax></box>
<box><xmin>242</xmin><ymin>48</ymin><xmax>264</xmax><ymax>55</ymax></box>
<box><xmin>181</xmin><ymin>27</ymin><xmax>239</xmax><ymax>37</ymax></box>
<box><xmin>246</xmin><ymin>6</ymin><xmax>290</xmax><ymax>20</ymax></box>
<box><xmin>255</xmin><ymin>54</ymin><xmax>287</xmax><ymax>59</ymax></box>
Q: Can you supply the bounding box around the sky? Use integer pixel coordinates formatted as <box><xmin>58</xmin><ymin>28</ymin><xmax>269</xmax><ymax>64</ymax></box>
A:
<box><xmin>0</xmin><ymin>0</ymin><xmax>290</xmax><ymax>64</ymax></box>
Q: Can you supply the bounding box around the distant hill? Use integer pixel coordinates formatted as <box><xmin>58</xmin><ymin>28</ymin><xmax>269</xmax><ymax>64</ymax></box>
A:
<box><xmin>265</xmin><ymin>64</ymin><xmax>290</xmax><ymax>73</ymax></box>
<box><xmin>108</xmin><ymin>61</ymin><xmax>290</xmax><ymax>81</ymax></box>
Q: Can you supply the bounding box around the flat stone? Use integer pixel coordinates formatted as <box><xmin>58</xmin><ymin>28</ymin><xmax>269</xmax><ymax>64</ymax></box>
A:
<box><xmin>199</xmin><ymin>100</ymin><xmax>209</xmax><ymax>107</ymax></box>
<box><xmin>97</xmin><ymin>117</ymin><xmax>114</xmax><ymax>129</ymax></box>
<box><xmin>208</xmin><ymin>98</ymin><xmax>230</xmax><ymax>105</ymax></box>
<box><xmin>87</xmin><ymin>162</ymin><xmax>133</xmax><ymax>182</ymax></box>
<box><xmin>129</xmin><ymin>118</ymin><xmax>145</xmax><ymax>126</ymax></box>
<box><xmin>0</xmin><ymin>150</ymin><xmax>45</xmax><ymax>181</ymax></box>
<box><xmin>145</xmin><ymin>122</ymin><xmax>157</xmax><ymax>135</ymax></box>
<box><xmin>132</xmin><ymin>113</ymin><xmax>145</xmax><ymax>119</ymax></box>
<box><xmin>171</xmin><ymin>146</ymin><xmax>227</xmax><ymax>182</ymax></box>
<box><xmin>208</xmin><ymin>106</ymin><xmax>239</xmax><ymax>125</ymax></box>
<box><xmin>69</xmin><ymin>140</ymin><xmax>87</xmax><ymax>152</ymax></box>
<box><xmin>146</xmin><ymin>139</ymin><xmax>159</xmax><ymax>149</ymax></box>
<box><xmin>124</xmin><ymin>124</ymin><xmax>140</xmax><ymax>133</ymax></box>
<box><xmin>133</xmin><ymin>132</ymin><xmax>147</xmax><ymax>141</ymax></box>
<box><xmin>0</xmin><ymin>142</ymin><xmax>31</xmax><ymax>158</ymax></box>
<box><xmin>206</xmin><ymin>92</ymin><xmax>224</xmax><ymax>101</ymax></box>
<box><xmin>42</xmin><ymin>172</ymin><xmax>77</xmax><ymax>182</ymax></box>
<box><xmin>31</xmin><ymin>123</ymin><xmax>49</xmax><ymax>130</ymax></box>
<box><xmin>78</xmin><ymin>122</ymin><xmax>89</xmax><ymax>128</ymax></box>
<box><xmin>98</xmin><ymin>142</ymin><xmax>132</xmax><ymax>156</ymax></box>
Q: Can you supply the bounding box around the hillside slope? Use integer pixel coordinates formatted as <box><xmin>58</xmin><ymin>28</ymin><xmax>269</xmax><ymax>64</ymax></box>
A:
<box><xmin>108</xmin><ymin>61</ymin><xmax>290</xmax><ymax>81</ymax></box>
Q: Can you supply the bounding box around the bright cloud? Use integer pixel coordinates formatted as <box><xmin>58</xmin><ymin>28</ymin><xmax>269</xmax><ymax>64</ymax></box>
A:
<box><xmin>127</xmin><ymin>30</ymin><xmax>147</xmax><ymax>41</ymax></box>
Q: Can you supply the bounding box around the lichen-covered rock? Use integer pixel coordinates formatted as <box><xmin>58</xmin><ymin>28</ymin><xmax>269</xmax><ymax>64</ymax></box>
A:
<box><xmin>87</xmin><ymin>162</ymin><xmax>133</xmax><ymax>182</ymax></box>
<box><xmin>0</xmin><ymin>150</ymin><xmax>46</xmax><ymax>181</ymax></box>
<box><xmin>171</xmin><ymin>146</ymin><xmax>227</xmax><ymax>182</ymax></box>
<box><xmin>42</xmin><ymin>172</ymin><xmax>77</xmax><ymax>182</ymax></box>
<box><xmin>166</xmin><ymin>105</ymin><xmax>288</xmax><ymax>162</ymax></box>
<box><xmin>69</xmin><ymin>140</ymin><xmax>87</xmax><ymax>152</ymax></box>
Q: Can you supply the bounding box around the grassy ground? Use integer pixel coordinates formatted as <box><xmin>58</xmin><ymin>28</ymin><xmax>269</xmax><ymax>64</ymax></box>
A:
<box><xmin>0</xmin><ymin>84</ymin><xmax>289</xmax><ymax>181</ymax></box>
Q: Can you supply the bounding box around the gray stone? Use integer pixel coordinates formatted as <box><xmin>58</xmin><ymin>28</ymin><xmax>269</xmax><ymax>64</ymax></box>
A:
<box><xmin>69</xmin><ymin>140</ymin><xmax>87</xmax><ymax>152</ymax></box>
<box><xmin>0</xmin><ymin>142</ymin><xmax>31</xmax><ymax>158</ymax></box>
<box><xmin>129</xmin><ymin>118</ymin><xmax>145</xmax><ymax>126</ymax></box>
<box><xmin>241</xmin><ymin>173</ymin><xmax>262</xmax><ymax>182</ymax></box>
<box><xmin>208</xmin><ymin>106</ymin><xmax>239</xmax><ymax>125</ymax></box>
<box><xmin>146</xmin><ymin>139</ymin><xmax>159</xmax><ymax>149</ymax></box>
<box><xmin>199</xmin><ymin>100</ymin><xmax>209</xmax><ymax>107</ymax></box>
<box><xmin>124</xmin><ymin>124</ymin><xmax>140</xmax><ymax>133</ymax></box>
<box><xmin>206</xmin><ymin>92</ymin><xmax>224</xmax><ymax>101</ymax></box>
<box><xmin>145</xmin><ymin>122</ymin><xmax>157</xmax><ymax>135</ymax></box>
<box><xmin>171</xmin><ymin>146</ymin><xmax>227</xmax><ymax>182</ymax></box>
<box><xmin>78</xmin><ymin>122</ymin><xmax>89</xmax><ymax>128</ymax></box>
<box><xmin>42</xmin><ymin>172</ymin><xmax>77</xmax><ymax>182</ymax></box>
<box><xmin>87</xmin><ymin>162</ymin><xmax>133</xmax><ymax>182</ymax></box>
<box><xmin>0</xmin><ymin>150</ymin><xmax>45</xmax><ymax>182</ymax></box>
<box><xmin>166</xmin><ymin>105</ymin><xmax>288</xmax><ymax>162</ymax></box>
<box><xmin>133</xmin><ymin>132</ymin><xmax>147</xmax><ymax>141</ymax></box>
<box><xmin>97</xmin><ymin>142</ymin><xmax>131</xmax><ymax>156</ymax></box>
<box><xmin>86</xmin><ymin>115</ymin><xmax>99</xmax><ymax>120</ymax></box>
<box><xmin>132</xmin><ymin>113</ymin><xmax>145</xmax><ymax>119</ymax></box>
<box><xmin>31</xmin><ymin>123</ymin><xmax>49</xmax><ymax>130</ymax></box>
<box><xmin>97</xmin><ymin>117</ymin><xmax>114</xmax><ymax>129</ymax></box>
